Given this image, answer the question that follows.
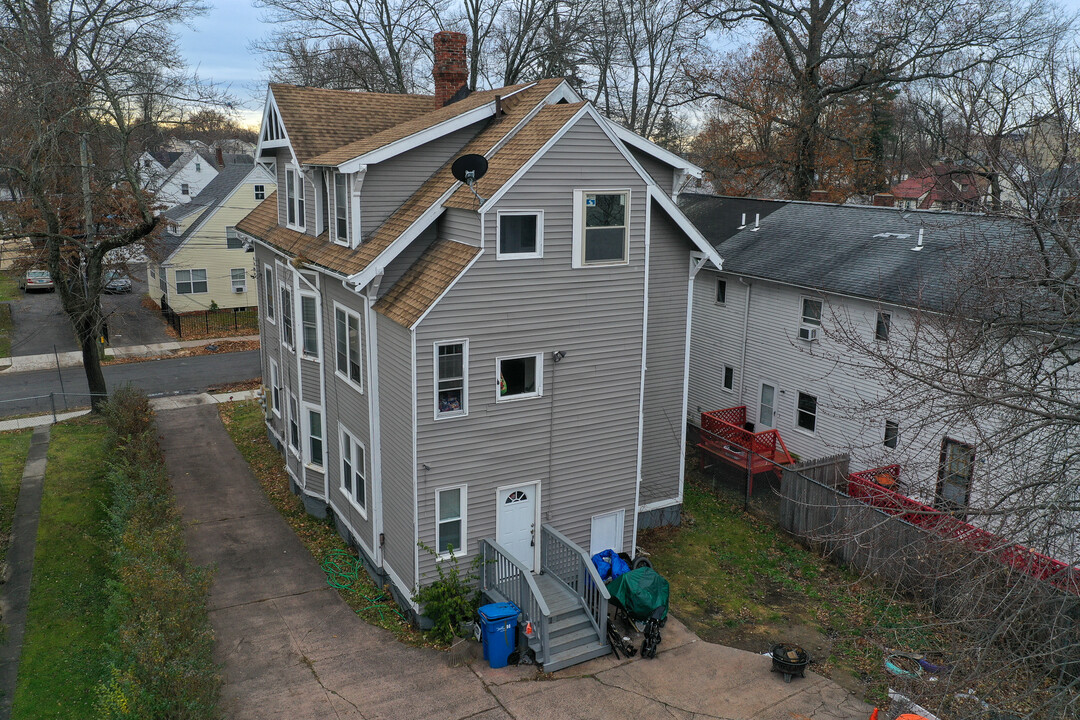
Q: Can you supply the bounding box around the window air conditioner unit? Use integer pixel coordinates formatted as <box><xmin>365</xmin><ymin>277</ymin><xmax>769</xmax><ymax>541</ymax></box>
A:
<box><xmin>799</xmin><ymin>326</ymin><xmax>819</xmax><ymax>342</ymax></box>
<box><xmin>234</xmin><ymin>286</ymin><xmax>245</xmax><ymax>293</ymax></box>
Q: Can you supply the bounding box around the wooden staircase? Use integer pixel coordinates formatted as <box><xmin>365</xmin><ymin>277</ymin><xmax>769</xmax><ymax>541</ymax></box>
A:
<box><xmin>480</xmin><ymin>526</ymin><xmax>611</xmax><ymax>672</ymax></box>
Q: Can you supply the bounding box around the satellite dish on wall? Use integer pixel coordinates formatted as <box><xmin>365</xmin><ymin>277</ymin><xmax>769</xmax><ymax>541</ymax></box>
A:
<box><xmin>452</xmin><ymin>154</ymin><xmax>489</xmax><ymax>205</ymax></box>
<box><xmin>451</xmin><ymin>154</ymin><xmax>488</xmax><ymax>183</ymax></box>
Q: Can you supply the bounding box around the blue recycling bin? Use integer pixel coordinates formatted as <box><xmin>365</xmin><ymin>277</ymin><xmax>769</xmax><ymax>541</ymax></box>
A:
<box><xmin>478</xmin><ymin>602</ymin><xmax>519</xmax><ymax>668</ymax></box>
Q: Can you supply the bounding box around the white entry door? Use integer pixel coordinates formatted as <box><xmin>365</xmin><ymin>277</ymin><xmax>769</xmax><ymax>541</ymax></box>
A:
<box><xmin>496</xmin><ymin>484</ymin><xmax>537</xmax><ymax>571</ymax></box>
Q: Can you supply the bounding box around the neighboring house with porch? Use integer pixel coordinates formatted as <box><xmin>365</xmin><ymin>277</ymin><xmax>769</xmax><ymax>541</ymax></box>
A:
<box><xmin>681</xmin><ymin>194</ymin><xmax>1078</xmax><ymax>562</ymax></box>
<box><xmin>148</xmin><ymin>159</ymin><xmax>274</xmax><ymax>313</ymax></box>
<box><xmin>235</xmin><ymin>31</ymin><xmax>720</xmax><ymax>671</ymax></box>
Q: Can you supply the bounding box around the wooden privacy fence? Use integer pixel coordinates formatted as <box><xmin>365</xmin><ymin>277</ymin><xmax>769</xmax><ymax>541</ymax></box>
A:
<box><xmin>779</xmin><ymin>455</ymin><xmax>937</xmax><ymax>585</ymax></box>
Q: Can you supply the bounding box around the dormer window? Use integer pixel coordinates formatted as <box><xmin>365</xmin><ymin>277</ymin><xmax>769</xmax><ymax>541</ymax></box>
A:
<box><xmin>333</xmin><ymin>173</ymin><xmax>350</xmax><ymax>245</ymax></box>
<box><xmin>286</xmin><ymin>166</ymin><xmax>305</xmax><ymax>229</ymax></box>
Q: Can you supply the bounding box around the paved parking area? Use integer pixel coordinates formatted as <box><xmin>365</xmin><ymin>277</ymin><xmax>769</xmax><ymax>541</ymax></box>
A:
<box><xmin>162</xmin><ymin>404</ymin><xmax>875</xmax><ymax>720</ymax></box>
<box><xmin>10</xmin><ymin>263</ymin><xmax>170</xmax><ymax>355</ymax></box>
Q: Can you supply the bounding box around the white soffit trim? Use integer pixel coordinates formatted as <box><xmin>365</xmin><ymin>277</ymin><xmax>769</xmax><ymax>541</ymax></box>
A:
<box><xmin>255</xmin><ymin>88</ymin><xmax>300</xmax><ymax>168</ymax></box>
<box><xmin>611</xmin><ymin>123</ymin><xmax>704</xmax><ymax>179</ymax></box>
<box><xmin>336</xmin><ymin>101</ymin><xmax>502</xmax><ymax>173</ymax></box>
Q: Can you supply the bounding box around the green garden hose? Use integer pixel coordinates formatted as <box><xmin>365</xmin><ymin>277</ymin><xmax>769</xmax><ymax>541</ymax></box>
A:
<box><xmin>320</xmin><ymin>549</ymin><xmax>406</xmax><ymax>623</ymax></box>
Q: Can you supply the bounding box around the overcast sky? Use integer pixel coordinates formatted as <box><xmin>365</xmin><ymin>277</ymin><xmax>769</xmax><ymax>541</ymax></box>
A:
<box><xmin>178</xmin><ymin>0</ymin><xmax>1080</xmax><ymax>129</ymax></box>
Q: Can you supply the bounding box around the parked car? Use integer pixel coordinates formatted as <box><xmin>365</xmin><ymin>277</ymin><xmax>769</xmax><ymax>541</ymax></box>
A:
<box><xmin>103</xmin><ymin>270</ymin><xmax>132</xmax><ymax>294</ymax></box>
<box><xmin>19</xmin><ymin>269</ymin><xmax>54</xmax><ymax>293</ymax></box>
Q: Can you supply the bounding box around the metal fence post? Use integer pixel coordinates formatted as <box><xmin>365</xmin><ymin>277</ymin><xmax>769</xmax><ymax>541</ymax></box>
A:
<box><xmin>49</xmin><ymin>392</ymin><xmax>57</xmax><ymax>424</ymax></box>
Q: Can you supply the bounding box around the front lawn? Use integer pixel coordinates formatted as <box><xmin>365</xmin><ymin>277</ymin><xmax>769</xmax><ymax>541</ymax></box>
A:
<box><xmin>639</xmin><ymin>477</ymin><xmax>939</xmax><ymax>704</ymax></box>
<box><xmin>11</xmin><ymin>418</ymin><xmax>111</xmax><ymax>719</ymax></box>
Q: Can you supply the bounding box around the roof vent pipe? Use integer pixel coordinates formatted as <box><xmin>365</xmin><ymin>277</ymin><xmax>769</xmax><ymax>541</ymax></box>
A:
<box><xmin>738</xmin><ymin>213</ymin><xmax>746</xmax><ymax>230</ymax></box>
<box><xmin>911</xmin><ymin>228</ymin><xmax>924</xmax><ymax>251</ymax></box>
<box><xmin>751</xmin><ymin>213</ymin><xmax>760</xmax><ymax>231</ymax></box>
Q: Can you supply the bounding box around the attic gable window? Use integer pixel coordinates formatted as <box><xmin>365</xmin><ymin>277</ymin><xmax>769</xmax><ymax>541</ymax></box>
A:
<box><xmin>573</xmin><ymin>190</ymin><xmax>630</xmax><ymax>267</ymax></box>
<box><xmin>497</xmin><ymin>211</ymin><xmax>542</xmax><ymax>259</ymax></box>
<box><xmin>254</xmin><ymin>184</ymin><xmax>265</xmax><ymax>200</ymax></box>
<box><xmin>286</xmin><ymin>166</ymin><xmax>305</xmax><ymax>229</ymax></box>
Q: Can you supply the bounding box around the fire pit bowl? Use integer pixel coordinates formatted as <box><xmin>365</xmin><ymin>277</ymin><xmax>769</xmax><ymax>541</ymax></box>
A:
<box><xmin>770</xmin><ymin>643</ymin><xmax>810</xmax><ymax>683</ymax></box>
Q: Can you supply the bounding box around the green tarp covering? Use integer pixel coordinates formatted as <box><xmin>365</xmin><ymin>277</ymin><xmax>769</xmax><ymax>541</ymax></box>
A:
<box><xmin>607</xmin><ymin>567</ymin><xmax>669</xmax><ymax>621</ymax></box>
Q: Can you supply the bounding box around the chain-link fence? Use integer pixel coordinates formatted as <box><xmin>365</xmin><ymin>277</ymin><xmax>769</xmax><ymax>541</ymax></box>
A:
<box><xmin>0</xmin><ymin>391</ymin><xmax>104</xmax><ymax>423</ymax></box>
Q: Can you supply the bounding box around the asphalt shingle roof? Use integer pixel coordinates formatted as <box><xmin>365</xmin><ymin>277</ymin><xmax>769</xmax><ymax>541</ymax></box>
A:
<box><xmin>155</xmin><ymin>161</ymin><xmax>258</xmax><ymax>261</ymax></box>
<box><xmin>684</xmin><ymin>195</ymin><xmax>1024</xmax><ymax>311</ymax></box>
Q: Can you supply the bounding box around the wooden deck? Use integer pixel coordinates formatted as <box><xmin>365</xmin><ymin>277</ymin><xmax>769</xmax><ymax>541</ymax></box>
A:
<box><xmin>697</xmin><ymin>406</ymin><xmax>794</xmax><ymax>476</ymax></box>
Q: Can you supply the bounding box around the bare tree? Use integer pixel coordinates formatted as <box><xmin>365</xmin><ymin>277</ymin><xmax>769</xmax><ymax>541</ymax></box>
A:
<box><xmin>0</xmin><ymin>0</ymin><xmax>219</xmax><ymax>410</ymax></box>
<box><xmin>689</xmin><ymin>0</ymin><xmax>1066</xmax><ymax>200</ymax></box>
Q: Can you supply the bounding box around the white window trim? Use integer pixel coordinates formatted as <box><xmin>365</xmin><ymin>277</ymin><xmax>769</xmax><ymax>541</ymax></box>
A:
<box><xmin>303</xmin><ymin>402</ymin><xmax>324</xmax><ymax>468</ymax></box>
<box><xmin>299</xmin><ymin>291</ymin><xmax>320</xmax><ymax>361</ymax></box>
<box><xmin>495</xmin><ymin>352</ymin><xmax>543</xmax><ymax>403</ymax></box>
<box><xmin>572</xmin><ymin>188</ymin><xmax>631</xmax><ymax>268</ymax></box>
<box><xmin>435</xmin><ymin>485</ymin><xmax>468</xmax><ymax>560</ymax></box>
<box><xmin>800</xmin><ymin>296</ymin><xmax>823</xmax><ymax>327</ymax></box>
<box><xmin>875</xmin><ymin>311</ymin><xmax>891</xmax><ymax>342</ymax></box>
<box><xmin>794</xmin><ymin>391</ymin><xmax>818</xmax><ymax>436</ymax></box>
<box><xmin>434</xmin><ymin>339</ymin><xmax>469</xmax><ymax>420</ymax></box>
<box><xmin>175</xmin><ymin>268</ymin><xmax>208</xmax><ymax>295</ymax></box>
<box><xmin>331</xmin><ymin>172</ymin><xmax>350</xmax><ymax>247</ymax></box>
<box><xmin>288</xmin><ymin>392</ymin><xmax>301</xmax><ymax>457</ymax></box>
<box><xmin>495</xmin><ymin>209</ymin><xmax>544</xmax><ymax>260</ymax></box>
<box><xmin>285</xmin><ymin>164</ymin><xmax>305</xmax><ymax>231</ymax></box>
<box><xmin>339</xmin><ymin>424</ymin><xmax>368</xmax><ymax>518</ymax></box>
<box><xmin>231</xmin><ymin>268</ymin><xmax>247</xmax><ymax>293</ymax></box>
<box><xmin>333</xmin><ymin>302</ymin><xmax>363</xmax><ymax>393</ymax></box>
<box><xmin>722</xmin><ymin>365</ymin><xmax>735</xmax><ymax>392</ymax></box>
<box><xmin>254</xmin><ymin>184</ymin><xmax>266</xmax><ymax>200</ymax></box>
<box><xmin>268</xmin><ymin>358</ymin><xmax>281</xmax><ymax>417</ymax></box>
<box><xmin>263</xmin><ymin>265</ymin><xmax>275</xmax><ymax>323</ymax></box>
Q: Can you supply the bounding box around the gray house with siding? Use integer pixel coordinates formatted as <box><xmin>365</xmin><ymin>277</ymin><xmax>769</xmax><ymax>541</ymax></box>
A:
<box><xmin>235</xmin><ymin>32</ymin><xmax>722</xmax><ymax>670</ymax></box>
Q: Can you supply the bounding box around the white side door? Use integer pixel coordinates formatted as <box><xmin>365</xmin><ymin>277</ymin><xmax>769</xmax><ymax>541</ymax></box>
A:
<box><xmin>590</xmin><ymin>510</ymin><xmax>625</xmax><ymax>556</ymax></box>
<box><xmin>759</xmin><ymin>383</ymin><xmax>777</xmax><ymax>428</ymax></box>
<box><xmin>496</xmin><ymin>484</ymin><xmax>537</xmax><ymax>571</ymax></box>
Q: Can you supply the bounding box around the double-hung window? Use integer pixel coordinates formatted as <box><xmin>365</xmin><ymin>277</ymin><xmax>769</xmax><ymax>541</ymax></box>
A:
<box><xmin>875</xmin><ymin>311</ymin><xmax>891</xmax><ymax>341</ymax></box>
<box><xmin>254</xmin><ymin>184</ymin><xmax>265</xmax><ymax>200</ymax></box>
<box><xmin>226</xmin><ymin>226</ymin><xmax>242</xmax><ymax>249</ymax></box>
<box><xmin>306</xmin><ymin>407</ymin><xmax>323</xmax><ymax>466</ymax></box>
<box><xmin>334</xmin><ymin>173</ymin><xmax>350</xmax><ymax>245</ymax></box>
<box><xmin>268</xmin><ymin>358</ymin><xmax>281</xmax><ymax>417</ymax></box>
<box><xmin>574</xmin><ymin>190</ymin><xmax>629</xmax><ymax>266</ymax></box>
<box><xmin>334</xmin><ymin>306</ymin><xmax>362</xmax><ymax>388</ymax></box>
<box><xmin>300</xmin><ymin>294</ymin><xmax>319</xmax><ymax>357</ymax></box>
<box><xmin>176</xmin><ymin>269</ymin><xmax>207</xmax><ymax>294</ymax></box>
<box><xmin>796</xmin><ymin>392</ymin><xmax>817</xmax><ymax>433</ymax></box>
<box><xmin>801</xmin><ymin>298</ymin><xmax>822</xmax><ymax>326</ymax></box>
<box><xmin>435</xmin><ymin>486</ymin><xmax>466</xmax><ymax>557</ymax></box>
<box><xmin>716</xmin><ymin>278</ymin><xmax>727</xmax><ymax>304</ymax></box>
<box><xmin>435</xmin><ymin>341</ymin><xmax>467</xmax><ymax>418</ymax></box>
<box><xmin>497</xmin><ymin>353</ymin><xmax>541</xmax><ymax>401</ymax></box>
<box><xmin>263</xmin><ymin>266</ymin><xmax>275</xmax><ymax>321</ymax></box>
<box><xmin>497</xmin><ymin>211</ymin><xmax>542</xmax><ymax>258</ymax></box>
<box><xmin>281</xmin><ymin>284</ymin><xmax>294</xmax><ymax>347</ymax></box>
<box><xmin>288</xmin><ymin>394</ymin><xmax>300</xmax><ymax>452</ymax></box>
<box><xmin>937</xmin><ymin>438</ymin><xmax>975</xmax><ymax>515</ymax></box>
<box><xmin>231</xmin><ymin>268</ymin><xmax>247</xmax><ymax>293</ymax></box>
<box><xmin>884</xmin><ymin>420</ymin><xmax>899</xmax><ymax>449</ymax></box>
<box><xmin>340</xmin><ymin>427</ymin><xmax>366</xmax><ymax>513</ymax></box>
<box><xmin>286</xmin><ymin>166</ymin><xmax>305</xmax><ymax>229</ymax></box>
<box><xmin>723</xmin><ymin>365</ymin><xmax>734</xmax><ymax>391</ymax></box>
<box><xmin>181</xmin><ymin>183</ymin><xmax>190</xmax><ymax>196</ymax></box>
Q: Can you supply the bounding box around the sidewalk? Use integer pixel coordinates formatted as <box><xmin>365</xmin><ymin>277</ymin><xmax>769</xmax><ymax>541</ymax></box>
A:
<box><xmin>0</xmin><ymin>334</ymin><xmax>260</xmax><ymax>374</ymax></box>
<box><xmin>159</xmin><ymin>403</ymin><xmax>874</xmax><ymax>720</ymax></box>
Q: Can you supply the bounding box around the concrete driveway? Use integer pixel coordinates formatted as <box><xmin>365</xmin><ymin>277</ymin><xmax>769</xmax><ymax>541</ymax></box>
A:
<box><xmin>160</xmin><ymin>403</ymin><xmax>873</xmax><ymax>720</ymax></box>
<box><xmin>10</xmin><ymin>263</ymin><xmax>170</xmax><ymax>356</ymax></box>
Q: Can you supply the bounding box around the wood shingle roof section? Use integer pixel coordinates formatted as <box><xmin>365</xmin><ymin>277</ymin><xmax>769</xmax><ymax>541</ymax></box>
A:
<box><xmin>373</xmin><ymin>239</ymin><xmax>480</xmax><ymax>327</ymax></box>
<box><xmin>235</xmin><ymin>192</ymin><xmax>369</xmax><ymax>275</ymax></box>
<box><xmin>270</xmin><ymin>84</ymin><xmax>434</xmax><ymax>163</ymax></box>
<box><xmin>443</xmin><ymin>102</ymin><xmax>585</xmax><ymax>210</ymax></box>
<box><xmin>306</xmin><ymin>83</ymin><xmax>531</xmax><ymax>167</ymax></box>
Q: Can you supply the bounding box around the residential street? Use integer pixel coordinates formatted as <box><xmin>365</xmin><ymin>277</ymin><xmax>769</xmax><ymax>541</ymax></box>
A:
<box><xmin>160</xmin><ymin>403</ymin><xmax>872</xmax><ymax>720</ymax></box>
<box><xmin>0</xmin><ymin>350</ymin><xmax>261</xmax><ymax>416</ymax></box>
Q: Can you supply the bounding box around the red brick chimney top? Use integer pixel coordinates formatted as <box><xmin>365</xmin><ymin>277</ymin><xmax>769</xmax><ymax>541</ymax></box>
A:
<box><xmin>809</xmin><ymin>189</ymin><xmax>830</xmax><ymax>203</ymax></box>
<box><xmin>872</xmin><ymin>192</ymin><xmax>895</xmax><ymax>207</ymax></box>
<box><xmin>433</xmin><ymin>32</ymin><xmax>468</xmax><ymax>108</ymax></box>
<box><xmin>215</xmin><ymin>147</ymin><xmax>224</xmax><ymax>169</ymax></box>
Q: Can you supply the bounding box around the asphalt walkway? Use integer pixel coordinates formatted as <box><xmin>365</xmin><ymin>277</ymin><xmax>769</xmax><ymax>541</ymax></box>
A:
<box><xmin>0</xmin><ymin>426</ymin><xmax>49</xmax><ymax>720</ymax></box>
<box><xmin>160</xmin><ymin>404</ymin><xmax>873</xmax><ymax>720</ymax></box>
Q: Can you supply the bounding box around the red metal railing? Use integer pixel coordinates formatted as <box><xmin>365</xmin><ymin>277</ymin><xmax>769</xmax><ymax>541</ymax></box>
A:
<box><xmin>699</xmin><ymin>406</ymin><xmax>794</xmax><ymax>475</ymax></box>
<box><xmin>848</xmin><ymin>466</ymin><xmax>1080</xmax><ymax>595</ymax></box>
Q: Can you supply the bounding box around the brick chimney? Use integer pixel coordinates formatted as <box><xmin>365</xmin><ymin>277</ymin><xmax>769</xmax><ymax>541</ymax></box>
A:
<box><xmin>872</xmin><ymin>192</ymin><xmax>895</xmax><ymax>207</ymax></box>
<box><xmin>215</xmin><ymin>147</ymin><xmax>224</xmax><ymax>169</ymax></box>
<box><xmin>433</xmin><ymin>32</ymin><xmax>468</xmax><ymax>108</ymax></box>
<box><xmin>809</xmin><ymin>189</ymin><xmax>830</xmax><ymax>203</ymax></box>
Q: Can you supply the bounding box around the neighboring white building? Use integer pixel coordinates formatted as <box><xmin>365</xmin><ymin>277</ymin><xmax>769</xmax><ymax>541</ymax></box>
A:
<box><xmin>681</xmin><ymin>194</ymin><xmax>1078</xmax><ymax>561</ymax></box>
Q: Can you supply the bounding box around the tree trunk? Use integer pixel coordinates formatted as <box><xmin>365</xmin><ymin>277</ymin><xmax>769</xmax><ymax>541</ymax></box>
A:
<box><xmin>79</xmin><ymin>325</ymin><xmax>108</xmax><ymax>412</ymax></box>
